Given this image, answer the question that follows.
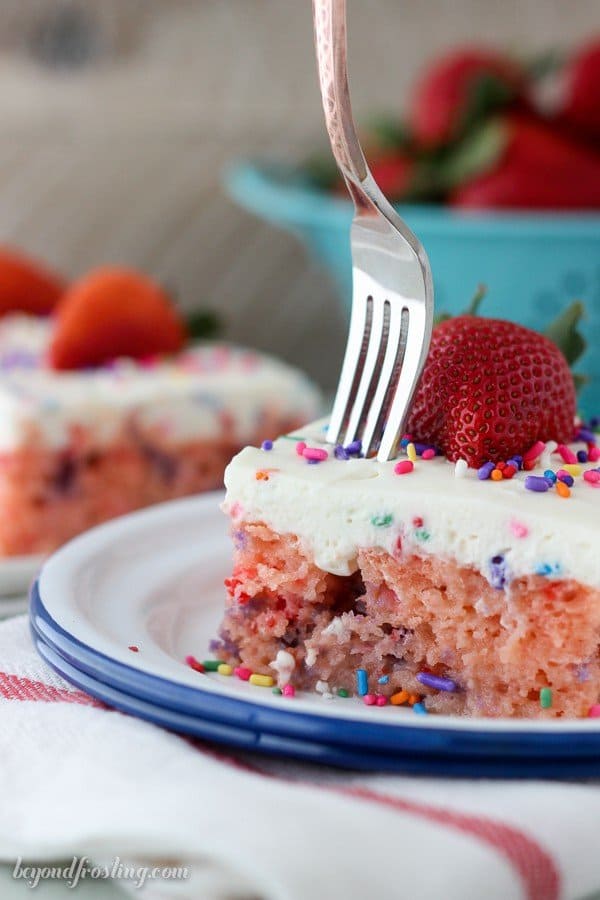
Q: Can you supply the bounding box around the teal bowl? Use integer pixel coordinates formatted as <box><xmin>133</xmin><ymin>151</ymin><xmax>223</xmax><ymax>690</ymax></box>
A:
<box><xmin>225</xmin><ymin>162</ymin><xmax>600</xmax><ymax>415</ymax></box>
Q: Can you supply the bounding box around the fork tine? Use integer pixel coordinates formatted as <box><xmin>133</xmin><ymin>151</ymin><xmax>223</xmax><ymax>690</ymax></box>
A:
<box><xmin>326</xmin><ymin>292</ymin><xmax>372</xmax><ymax>446</ymax></box>
<box><xmin>377</xmin><ymin>303</ymin><xmax>427</xmax><ymax>462</ymax></box>
<box><xmin>342</xmin><ymin>294</ymin><xmax>386</xmax><ymax>446</ymax></box>
<box><xmin>360</xmin><ymin>302</ymin><xmax>406</xmax><ymax>457</ymax></box>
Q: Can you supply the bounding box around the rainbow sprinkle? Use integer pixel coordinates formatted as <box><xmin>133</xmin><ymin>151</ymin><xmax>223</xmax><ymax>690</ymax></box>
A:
<box><xmin>371</xmin><ymin>513</ymin><xmax>393</xmax><ymax>527</ymax></box>
<box><xmin>356</xmin><ymin>668</ymin><xmax>368</xmax><ymax>696</ymax></box>
<box><xmin>234</xmin><ymin>666</ymin><xmax>252</xmax><ymax>681</ymax></box>
<box><xmin>556</xmin><ymin>471</ymin><xmax>574</xmax><ymax>486</ymax></box>
<box><xmin>416</xmin><ymin>672</ymin><xmax>458</xmax><ymax>692</ymax></box>
<box><xmin>185</xmin><ymin>655</ymin><xmax>205</xmax><ymax>673</ymax></box>
<box><xmin>390</xmin><ymin>690</ymin><xmax>409</xmax><ymax>706</ymax></box>
<box><xmin>557</xmin><ymin>444</ymin><xmax>577</xmax><ymax>465</ymax></box>
<box><xmin>249</xmin><ymin>673</ymin><xmax>274</xmax><ymax>687</ymax></box>
<box><xmin>302</xmin><ymin>446</ymin><xmax>328</xmax><ymax>462</ymax></box>
<box><xmin>345</xmin><ymin>439</ymin><xmax>362</xmax><ymax>456</ymax></box>
<box><xmin>509</xmin><ymin>519</ymin><xmax>529</xmax><ymax>538</ymax></box>
<box><xmin>525</xmin><ymin>475</ymin><xmax>550</xmax><ymax>493</ymax></box>
<box><xmin>454</xmin><ymin>459</ymin><xmax>468</xmax><ymax>478</ymax></box>
<box><xmin>478</xmin><ymin>461</ymin><xmax>495</xmax><ymax>481</ymax></box>
<box><xmin>201</xmin><ymin>659</ymin><xmax>220</xmax><ymax>671</ymax></box>
<box><xmin>489</xmin><ymin>555</ymin><xmax>509</xmax><ymax>589</ymax></box>
<box><xmin>523</xmin><ymin>440</ymin><xmax>546</xmax><ymax>463</ymax></box>
<box><xmin>540</xmin><ymin>687</ymin><xmax>553</xmax><ymax>709</ymax></box>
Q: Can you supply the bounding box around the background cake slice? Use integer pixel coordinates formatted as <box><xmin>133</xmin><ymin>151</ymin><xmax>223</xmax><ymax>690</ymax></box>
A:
<box><xmin>0</xmin><ymin>313</ymin><xmax>320</xmax><ymax>556</ymax></box>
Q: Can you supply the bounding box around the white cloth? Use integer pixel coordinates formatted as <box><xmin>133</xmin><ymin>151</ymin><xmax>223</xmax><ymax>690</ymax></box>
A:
<box><xmin>0</xmin><ymin>614</ymin><xmax>599</xmax><ymax>900</ymax></box>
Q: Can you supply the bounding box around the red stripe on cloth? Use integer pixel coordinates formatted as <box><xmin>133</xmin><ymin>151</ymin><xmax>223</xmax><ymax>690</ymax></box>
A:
<box><xmin>342</xmin><ymin>785</ymin><xmax>560</xmax><ymax>900</ymax></box>
<box><xmin>0</xmin><ymin>673</ymin><xmax>106</xmax><ymax>708</ymax></box>
<box><xmin>192</xmin><ymin>742</ymin><xmax>560</xmax><ymax>900</ymax></box>
<box><xmin>0</xmin><ymin>676</ymin><xmax>561</xmax><ymax>899</ymax></box>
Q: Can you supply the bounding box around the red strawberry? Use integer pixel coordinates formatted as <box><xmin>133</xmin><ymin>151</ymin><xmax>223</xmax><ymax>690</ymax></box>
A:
<box><xmin>451</xmin><ymin>114</ymin><xmax>600</xmax><ymax>209</ymax></box>
<box><xmin>0</xmin><ymin>246</ymin><xmax>65</xmax><ymax>316</ymax></box>
<box><xmin>409</xmin><ymin>47</ymin><xmax>526</xmax><ymax>149</ymax></box>
<box><xmin>406</xmin><ymin>315</ymin><xmax>576</xmax><ymax>468</ymax></box>
<box><xmin>49</xmin><ymin>266</ymin><xmax>187</xmax><ymax>370</ymax></box>
<box><xmin>561</xmin><ymin>38</ymin><xmax>600</xmax><ymax>143</ymax></box>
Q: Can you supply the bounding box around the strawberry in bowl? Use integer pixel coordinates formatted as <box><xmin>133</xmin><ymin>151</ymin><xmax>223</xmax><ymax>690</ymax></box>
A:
<box><xmin>226</xmin><ymin>38</ymin><xmax>600</xmax><ymax>415</ymax></box>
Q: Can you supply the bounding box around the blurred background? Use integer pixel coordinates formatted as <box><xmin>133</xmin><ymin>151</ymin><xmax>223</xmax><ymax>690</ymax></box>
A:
<box><xmin>0</xmin><ymin>0</ymin><xmax>598</xmax><ymax>392</ymax></box>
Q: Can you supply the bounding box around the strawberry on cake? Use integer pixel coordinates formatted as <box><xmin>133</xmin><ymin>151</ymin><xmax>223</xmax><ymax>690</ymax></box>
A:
<box><xmin>218</xmin><ymin>313</ymin><xmax>600</xmax><ymax>719</ymax></box>
<box><xmin>0</xmin><ymin>259</ymin><xmax>320</xmax><ymax>556</ymax></box>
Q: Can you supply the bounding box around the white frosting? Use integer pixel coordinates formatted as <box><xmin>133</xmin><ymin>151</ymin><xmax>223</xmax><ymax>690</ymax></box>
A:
<box><xmin>0</xmin><ymin>315</ymin><xmax>321</xmax><ymax>450</ymax></box>
<box><xmin>224</xmin><ymin>419</ymin><xmax>600</xmax><ymax>588</ymax></box>
<box><xmin>269</xmin><ymin>649</ymin><xmax>295</xmax><ymax>686</ymax></box>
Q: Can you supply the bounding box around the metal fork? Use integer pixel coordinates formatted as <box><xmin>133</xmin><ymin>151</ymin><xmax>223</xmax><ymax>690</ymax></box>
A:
<box><xmin>313</xmin><ymin>0</ymin><xmax>434</xmax><ymax>461</ymax></box>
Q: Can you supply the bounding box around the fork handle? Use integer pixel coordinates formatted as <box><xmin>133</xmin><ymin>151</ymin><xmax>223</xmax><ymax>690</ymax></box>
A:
<box><xmin>313</xmin><ymin>0</ymin><xmax>428</xmax><ymax>254</ymax></box>
<box><xmin>312</xmin><ymin>0</ymin><xmax>370</xmax><ymax>201</ymax></box>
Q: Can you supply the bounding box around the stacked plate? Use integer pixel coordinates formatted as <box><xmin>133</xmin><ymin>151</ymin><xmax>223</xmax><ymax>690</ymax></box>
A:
<box><xmin>0</xmin><ymin>555</ymin><xmax>44</xmax><ymax>618</ymax></box>
<box><xmin>30</xmin><ymin>493</ymin><xmax>600</xmax><ymax>778</ymax></box>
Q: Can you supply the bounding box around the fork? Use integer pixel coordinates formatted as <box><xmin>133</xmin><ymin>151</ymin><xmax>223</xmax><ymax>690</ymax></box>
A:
<box><xmin>313</xmin><ymin>0</ymin><xmax>434</xmax><ymax>461</ymax></box>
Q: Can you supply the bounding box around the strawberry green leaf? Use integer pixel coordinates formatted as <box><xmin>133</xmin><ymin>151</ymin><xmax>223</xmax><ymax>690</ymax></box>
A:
<box><xmin>524</xmin><ymin>48</ymin><xmax>565</xmax><ymax>81</ymax></box>
<box><xmin>464</xmin><ymin>283</ymin><xmax>488</xmax><ymax>316</ymax></box>
<box><xmin>367</xmin><ymin>116</ymin><xmax>414</xmax><ymax>152</ymax></box>
<box><xmin>434</xmin><ymin>284</ymin><xmax>487</xmax><ymax>325</ymax></box>
<box><xmin>434</xmin><ymin>119</ymin><xmax>507</xmax><ymax>190</ymax></box>
<box><xmin>460</xmin><ymin>72</ymin><xmax>519</xmax><ymax>135</ymax></box>
<box><xmin>544</xmin><ymin>300</ymin><xmax>586</xmax><ymax>367</ymax></box>
<box><xmin>185</xmin><ymin>309</ymin><xmax>221</xmax><ymax>340</ymax></box>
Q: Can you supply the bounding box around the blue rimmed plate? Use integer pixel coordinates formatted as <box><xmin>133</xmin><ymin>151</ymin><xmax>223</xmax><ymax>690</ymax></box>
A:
<box><xmin>29</xmin><ymin>493</ymin><xmax>600</xmax><ymax>777</ymax></box>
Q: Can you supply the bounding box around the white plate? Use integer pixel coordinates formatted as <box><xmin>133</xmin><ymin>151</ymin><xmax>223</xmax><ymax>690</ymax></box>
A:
<box><xmin>0</xmin><ymin>554</ymin><xmax>44</xmax><ymax>599</ymax></box>
<box><xmin>29</xmin><ymin>492</ymin><xmax>600</xmax><ymax>776</ymax></box>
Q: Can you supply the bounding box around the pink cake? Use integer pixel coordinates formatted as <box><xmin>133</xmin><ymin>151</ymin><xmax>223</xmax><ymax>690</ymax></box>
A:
<box><xmin>0</xmin><ymin>315</ymin><xmax>320</xmax><ymax>556</ymax></box>
<box><xmin>217</xmin><ymin>420</ymin><xmax>600</xmax><ymax>718</ymax></box>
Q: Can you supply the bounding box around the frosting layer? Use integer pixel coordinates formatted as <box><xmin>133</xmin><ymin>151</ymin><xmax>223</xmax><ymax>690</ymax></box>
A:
<box><xmin>0</xmin><ymin>315</ymin><xmax>321</xmax><ymax>450</ymax></box>
<box><xmin>224</xmin><ymin>419</ymin><xmax>600</xmax><ymax>588</ymax></box>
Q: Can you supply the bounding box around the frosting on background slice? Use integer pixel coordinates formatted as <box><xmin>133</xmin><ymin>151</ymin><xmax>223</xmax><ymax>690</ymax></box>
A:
<box><xmin>0</xmin><ymin>315</ymin><xmax>321</xmax><ymax>450</ymax></box>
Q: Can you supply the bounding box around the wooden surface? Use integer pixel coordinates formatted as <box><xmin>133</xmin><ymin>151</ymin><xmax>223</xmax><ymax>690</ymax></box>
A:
<box><xmin>0</xmin><ymin>0</ymin><xmax>595</xmax><ymax>389</ymax></box>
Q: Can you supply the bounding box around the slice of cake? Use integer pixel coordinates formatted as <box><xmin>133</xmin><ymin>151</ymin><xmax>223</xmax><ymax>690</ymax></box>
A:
<box><xmin>0</xmin><ymin>314</ymin><xmax>319</xmax><ymax>556</ymax></box>
<box><xmin>216</xmin><ymin>315</ymin><xmax>600</xmax><ymax>718</ymax></box>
